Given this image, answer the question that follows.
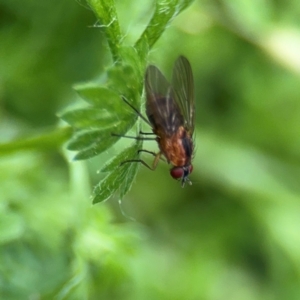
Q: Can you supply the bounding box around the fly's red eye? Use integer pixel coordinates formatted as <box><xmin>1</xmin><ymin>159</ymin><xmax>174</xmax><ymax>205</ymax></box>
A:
<box><xmin>170</xmin><ymin>167</ymin><xmax>184</xmax><ymax>179</ymax></box>
<box><xmin>170</xmin><ymin>165</ymin><xmax>193</xmax><ymax>180</ymax></box>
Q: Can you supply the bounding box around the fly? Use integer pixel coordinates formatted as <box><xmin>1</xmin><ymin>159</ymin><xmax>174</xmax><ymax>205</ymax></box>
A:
<box><xmin>113</xmin><ymin>56</ymin><xmax>195</xmax><ymax>187</ymax></box>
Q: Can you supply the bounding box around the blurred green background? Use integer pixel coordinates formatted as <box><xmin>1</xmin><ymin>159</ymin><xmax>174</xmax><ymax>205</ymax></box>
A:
<box><xmin>1</xmin><ymin>0</ymin><xmax>300</xmax><ymax>299</ymax></box>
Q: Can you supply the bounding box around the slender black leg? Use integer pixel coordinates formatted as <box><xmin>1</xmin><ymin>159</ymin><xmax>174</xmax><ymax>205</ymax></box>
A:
<box><xmin>122</xmin><ymin>97</ymin><xmax>151</xmax><ymax>126</ymax></box>
<box><xmin>139</xmin><ymin>131</ymin><xmax>156</xmax><ymax>135</ymax></box>
<box><xmin>138</xmin><ymin>149</ymin><xmax>156</xmax><ymax>156</ymax></box>
<box><xmin>120</xmin><ymin>152</ymin><xmax>162</xmax><ymax>170</ymax></box>
<box><xmin>113</xmin><ymin>98</ymin><xmax>156</xmax><ymax>139</ymax></box>
<box><xmin>111</xmin><ymin>133</ymin><xmax>156</xmax><ymax>141</ymax></box>
<box><xmin>120</xmin><ymin>159</ymin><xmax>154</xmax><ymax>170</ymax></box>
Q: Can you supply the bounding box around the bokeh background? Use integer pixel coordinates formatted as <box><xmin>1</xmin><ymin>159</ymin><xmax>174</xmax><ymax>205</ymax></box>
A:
<box><xmin>1</xmin><ymin>0</ymin><xmax>300</xmax><ymax>299</ymax></box>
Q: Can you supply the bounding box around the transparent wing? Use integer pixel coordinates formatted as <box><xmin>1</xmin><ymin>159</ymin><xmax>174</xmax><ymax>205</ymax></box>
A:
<box><xmin>145</xmin><ymin>65</ymin><xmax>184</xmax><ymax>136</ymax></box>
<box><xmin>171</xmin><ymin>56</ymin><xmax>195</xmax><ymax>134</ymax></box>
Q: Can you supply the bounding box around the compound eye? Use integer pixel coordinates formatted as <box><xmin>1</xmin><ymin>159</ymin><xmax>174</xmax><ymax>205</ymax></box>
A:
<box><xmin>170</xmin><ymin>167</ymin><xmax>184</xmax><ymax>179</ymax></box>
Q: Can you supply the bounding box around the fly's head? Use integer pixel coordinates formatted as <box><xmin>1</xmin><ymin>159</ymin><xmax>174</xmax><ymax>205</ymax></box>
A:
<box><xmin>170</xmin><ymin>165</ymin><xmax>193</xmax><ymax>187</ymax></box>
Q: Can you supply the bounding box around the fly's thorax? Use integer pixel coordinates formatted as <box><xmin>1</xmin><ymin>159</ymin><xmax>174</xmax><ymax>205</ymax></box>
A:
<box><xmin>146</xmin><ymin>94</ymin><xmax>184</xmax><ymax>134</ymax></box>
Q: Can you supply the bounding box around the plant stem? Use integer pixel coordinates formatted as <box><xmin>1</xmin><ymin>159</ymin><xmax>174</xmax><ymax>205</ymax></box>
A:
<box><xmin>0</xmin><ymin>127</ymin><xmax>73</xmax><ymax>156</ymax></box>
<box><xmin>87</xmin><ymin>0</ymin><xmax>122</xmax><ymax>63</ymax></box>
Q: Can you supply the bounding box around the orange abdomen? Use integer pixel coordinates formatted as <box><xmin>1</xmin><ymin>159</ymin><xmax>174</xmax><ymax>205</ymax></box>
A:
<box><xmin>156</xmin><ymin>126</ymin><xmax>193</xmax><ymax>167</ymax></box>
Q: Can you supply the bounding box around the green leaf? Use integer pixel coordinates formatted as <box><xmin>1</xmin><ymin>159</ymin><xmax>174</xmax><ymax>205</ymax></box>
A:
<box><xmin>73</xmin><ymin>85</ymin><xmax>123</xmax><ymax>111</ymax></box>
<box><xmin>135</xmin><ymin>0</ymin><xmax>179</xmax><ymax>51</ymax></box>
<box><xmin>86</xmin><ymin>0</ymin><xmax>122</xmax><ymax>63</ymax></box>
<box><xmin>69</xmin><ymin>113</ymin><xmax>138</xmax><ymax>160</ymax></box>
<box><xmin>93</xmin><ymin>166</ymin><xmax>128</xmax><ymax>203</ymax></box>
<box><xmin>92</xmin><ymin>161</ymin><xmax>140</xmax><ymax>204</ymax></box>
<box><xmin>119</xmin><ymin>159</ymin><xmax>140</xmax><ymax>198</ymax></box>
<box><xmin>135</xmin><ymin>0</ymin><xmax>195</xmax><ymax>53</ymax></box>
<box><xmin>67</xmin><ymin>129</ymin><xmax>109</xmax><ymax>151</ymax></box>
<box><xmin>60</xmin><ymin>108</ymin><xmax>119</xmax><ymax>129</ymax></box>
<box><xmin>73</xmin><ymin>135</ymin><xmax>117</xmax><ymax>160</ymax></box>
<box><xmin>119</xmin><ymin>46</ymin><xmax>144</xmax><ymax>80</ymax></box>
<box><xmin>93</xmin><ymin>139</ymin><xmax>141</xmax><ymax>203</ymax></box>
<box><xmin>101</xmin><ymin>142</ymin><xmax>140</xmax><ymax>172</ymax></box>
<box><xmin>107</xmin><ymin>64</ymin><xmax>141</xmax><ymax>105</ymax></box>
<box><xmin>61</xmin><ymin>108</ymin><xmax>117</xmax><ymax>129</ymax></box>
<box><xmin>134</xmin><ymin>37</ymin><xmax>149</xmax><ymax>64</ymax></box>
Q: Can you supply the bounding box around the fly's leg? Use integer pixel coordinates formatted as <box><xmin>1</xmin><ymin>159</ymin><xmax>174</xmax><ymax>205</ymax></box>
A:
<box><xmin>152</xmin><ymin>152</ymin><xmax>161</xmax><ymax>169</ymax></box>
<box><xmin>111</xmin><ymin>97</ymin><xmax>162</xmax><ymax>170</ymax></box>
<box><xmin>111</xmin><ymin>133</ymin><xmax>156</xmax><ymax>141</ymax></box>
<box><xmin>112</xmin><ymin>97</ymin><xmax>155</xmax><ymax>137</ymax></box>
<box><xmin>120</xmin><ymin>152</ymin><xmax>162</xmax><ymax>171</ymax></box>
<box><xmin>111</xmin><ymin>129</ymin><xmax>158</xmax><ymax>141</ymax></box>
<box><xmin>138</xmin><ymin>149</ymin><xmax>165</xmax><ymax>162</ymax></box>
<box><xmin>122</xmin><ymin>97</ymin><xmax>151</xmax><ymax>126</ymax></box>
<box><xmin>138</xmin><ymin>149</ymin><xmax>156</xmax><ymax>156</ymax></box>
<box><xmin>112</xmin><ymin>98</ymin><xmax>156</xmax><ymax>139</ymax></box>
<box><xmin>139</xmin><ymin>131</ymin><xmax>156</xmax><ymax>135</ymax></box>
<box><xmin>120</xmin><ymin>159</ymin><xmax>152</xmax><ymax>170</ymax></box>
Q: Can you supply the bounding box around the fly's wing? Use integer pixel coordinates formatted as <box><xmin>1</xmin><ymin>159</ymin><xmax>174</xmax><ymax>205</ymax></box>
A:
<box><xmin>145</xmin><ymin>65</ymin><xmax>184</xmax><ymax>136</ymax></box>
<box><xmin>171</xmin><ymin>56</ymin><xmax>195</xmax><ymax>135</ymax></box>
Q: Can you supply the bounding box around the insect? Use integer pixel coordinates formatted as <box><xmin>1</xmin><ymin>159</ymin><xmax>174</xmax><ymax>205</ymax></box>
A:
<box><xmin>115</xmin><ymin>56</ymin><xmax>195</xmax><ymax>187</ymax></box>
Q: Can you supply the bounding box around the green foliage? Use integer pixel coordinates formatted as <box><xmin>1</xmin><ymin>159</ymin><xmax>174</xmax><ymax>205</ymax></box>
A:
<box><xmin>135</xmin><ymin>0</ymin><xmax>195</xmax><ymax>53</ymax></box>
<box><xmin>94</xmin><ymin>142</ymin><xmax>142</xmax><ymax>202</ymax></box>
<box><xmin>2</xmin><ymin>0</ymin><xmax>300</xmax><ymax>299</ymax></box>
<box><xmin>0</xmin><ymin>153</ymin><xmax>139</xmax><ymax>300</ymax></box>
<box><xmin>87</xmin><ymin>0</ymin><xmax>123</xmax><ymax>62</ymax></box>
<box><xmin>60</xmin><ymin>47</ymin><xmax>143</xmax><ymax>200</ymax></box>
<box><xmin>60</xmin><ymin>0</ymin><xmax>194</xmax><ymax>203</ymax></box>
